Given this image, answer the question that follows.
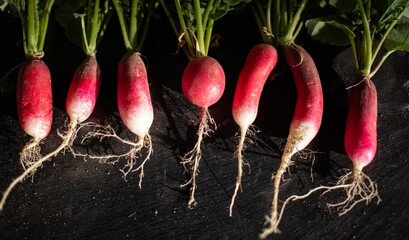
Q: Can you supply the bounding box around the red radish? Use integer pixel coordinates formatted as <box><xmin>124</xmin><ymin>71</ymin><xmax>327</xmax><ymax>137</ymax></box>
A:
<box><xmin>262</xmin><ymin>43</ymin><xmax>323</xmax><ymax>236</ymax></box>
<box><xmin>344</xmin><ymin>76</ymin><xmax>377</xmax><ymax>173</ymax></box>
<box><xmin>230</xmin><ymin>43</ymin><xmax>278</xmax><ymax>216</ymax></box>
<box><xmin>181</xmin><ymin>55</ymin><xmax>225</xmax><ymax>208</ymax></box>
<box><xmin>17</xmin><ymin>58</ymin><xmax>53</xmax><ymax>168</ymax></box>
<box><xmin>325</xmin><ymin>75</ymin><xmax>380</xmax><ymax>214</ymax></box>
<box><xmin>66</xmin><ymin>55</ymin><xmax>101</xmax><ymax>124</ymax></box>
<box><xmin>117</xmin><ymin>52</ymin><xmax>154</xmax><ymax>139</ymax></box>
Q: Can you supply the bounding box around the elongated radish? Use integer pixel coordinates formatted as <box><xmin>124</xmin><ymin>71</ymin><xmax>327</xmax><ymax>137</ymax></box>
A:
<box><xmin>67</xmin><ymin>56</ymin><xmax>101</xmax><ymax>124</ymax></box>
<box><xmin>181</xmin><ymin>56</ymin><xmax>225</xmax><ymax>208</ymax></box>
<box><xmin>117</xmin><ymin>52</ymin><xmax>154</xmax><ymax>140</ymax></box>
<box><xmin>326</xmin><ymin>75</ymin><xmax>380</xmax><ymax>214</ymax></box>
<box><xmin>17</xmin><ymin>58</ymin><xmax>53</xmax><ymax>168</ymax></box>
<box><xmin>230</xmin><ymin>43</ymin><xmax>278</xmax><ymax>216</ymax></box>
<box><xmin>261</xmin><ymin>43</ymin><xmax>323</xmax><ymax>236</ymax></box>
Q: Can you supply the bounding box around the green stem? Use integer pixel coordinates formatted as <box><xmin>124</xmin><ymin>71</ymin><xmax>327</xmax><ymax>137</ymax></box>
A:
<box><xmin>280</xmin><ymin>0</ymin><xmax>307</xmax><ymax>45</ymax></box>
<box><xmin>88</xmin><ymin>0</ymin><xmax>100</xmax><ymax>54</ymax></box>
<box><xmin>174</xmin><ymin>0</ymin><xmax>194</xmax><ymax>56</ymax></box>
<box><xmin>357</xmin><ymin>0</ymin><xmax>372</xmax><ymax>74</ymax></box>
<box><xmin>79</xmin><ymin>14</ymin><xmax>90</xmax><ymax>54</ymax></box>
<box><xmin>269</xmin><ymin>0</ymin><xmax>275</xmax><ymax>36</ymax></box>
<box><xmin>27</xmin><ymin>0</ymin><xmax>37</xmax><ymax>56</ymax></box>
<box><xmin>371</xmin><ymin>5</ymin><xmax>409</xmax><ymax>65</ymax></box>
<box><xmin>135</xmin><ymin>0</ymin><xmax>155</xmax><ymax>51</ymax></box>
<box><xmin>251</xmin><ymin>3</ymin><xmax>269</xmax><ymax>44</ymax></box>
<box><xmin>202</xmin><ymin>0</ymin><xmax>215</xmax><ymax>33</ymax></box>
<box><xmin>204</xmin><ymin>0</ymin><xmax>220</xmax><ymax>55</ymax></box>
<box><xmin>38</xmin><ymin>0</ymin><xmax>54</xmax><ymax>53</ymax></box>
<box><xmin>129</xmin><ymin>0</ymin><xmax>138</xmax><ymax>46</ymax></box>
<box><xmin>193</xmin><ymin>0</ymin><xmax>205</xmax><ymax>56</ymax></box>
<box><xmin>281</xmin><ymin>0</ymin><xmax>287</xmax><ymax>35</ymax></box>
<box><xmin>369</xmin><ymin>50</ymin><xmax>395</xmax><ymax>78</ymax></box>
<box><xmin>112</xmin><ymin>0</ymin><xmax>132</xmax><ymax>51</ymax></box>
<box><xmin>254</xmin><ymin>0</ymin><xmax>266</xmax><ymax>27</ymax></box>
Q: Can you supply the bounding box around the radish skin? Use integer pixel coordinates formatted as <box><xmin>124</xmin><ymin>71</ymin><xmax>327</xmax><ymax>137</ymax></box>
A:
<box><xmin>261</xmin><ymin>43</ymin><xmax>323</xmax><ymax>237</ymax></box>
<box><xmin>17</xmin><ymin>58</ymin><xmax>53</xmax><ymax>168</ymax></box>
<box><xmin>230</xmin><ymin>44</ymin><xmax>278</xmax><ymax>216</ymax></box>
<box><xmin>181</xmin><ymin>56</ymin><xmax>225</xmax><ymax>208</ymax></box>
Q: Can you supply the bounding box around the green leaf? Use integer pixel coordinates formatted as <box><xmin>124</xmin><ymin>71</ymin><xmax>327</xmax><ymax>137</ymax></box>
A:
<box><xmin>222</xmin><ymin>0</ymin><xmax>251</xmax><ymax>6</ymax></box>
<box><xmin>384</xmin><ymin>20</ymin><xmax>409</xmax><ymax>51</ymax></box>
<box><xmin>0</xmin><ymin>0</ymin><xmax>8</xmax><ymax>11</ymax></box>
<box><xmin>54</xmin><ymin>0</ymin><xmax>87</xmax><ymax>47</ymax></box>
<box><xmin>372</xmin><ymin>0</ymin><xmax>409</xmax><ymax>31</ymax></box>
<box><xmin>306</xmin><ymin>18</ymin><xmax>354</xmax><ymax>46</ymax></box>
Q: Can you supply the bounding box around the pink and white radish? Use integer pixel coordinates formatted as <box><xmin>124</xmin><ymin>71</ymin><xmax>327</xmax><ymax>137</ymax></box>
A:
<box><xmin>17</xmin><ymin>58</ymin><xmax>53</xmax><ymax>168</ymax></box>
<box><xmin>230</xmin><ymin>43</ymin><xmax>278</xmax><ymax>216</ymax></box>
<box><xmin>181</xmin><ymin>55</ymin><xmax>225</xmax><ymax>208</ymax></box>
<box><xmin>326</xmin><ymin>75</ymin><xmax>380</xmax><ymax>214</ymax></box>
<box><xmin>261</xmin><ymin>43</ymin><xmax>323</xmax><ymax>236</ymax></box>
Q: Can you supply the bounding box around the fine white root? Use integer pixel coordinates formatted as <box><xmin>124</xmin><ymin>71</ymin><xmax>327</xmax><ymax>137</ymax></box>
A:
<box><xmin>181</xmin><ymin>107</ymin><xmax>215</xmax><ymax>208</ymax></box>
<box><xmin>229</xmin><ymin>126</ymin><xmax>252</xmax><ymax>217</ymax></box>
<box><xmin>19</xmin><ymin>138</ymin><xmax>42</xmax><ymax>170</ymax></box>
<box><xmin>0</xmin><ymin>119</ymin><xmax>78</xmax><ymax>211</ymax></box>
<box><xmin>260</xmin><ymin>168</ymin><xmax>381</xmax><ymax>239</ymax></box>
<box><xmin>325</xmin><ymin>169</ymin><xmax>381</xmax><ymax>216</ymax></box>
<box><xmin>74</xmin><ymin>122</ymin><xmax>153</xmax><ymax>188</ymax></box>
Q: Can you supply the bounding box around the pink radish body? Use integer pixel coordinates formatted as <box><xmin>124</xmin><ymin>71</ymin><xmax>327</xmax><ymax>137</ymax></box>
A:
<box><xmin>17</xmin><ymin>59</ymin><xmax>53</xmax><ymax>140</ymax></box>
<box><xmin>117</xmin><ymin>52</ymin><xmax>153</xmax><ymax>137</ymax></box>
<box><xmin>230</xmin><ymin>43</ymin><xmax>278</xmax><ymax>216</ymax></box>
<box><xmin>263</xmin><ymin>43</ymin><xmax>323</xmax><ymax>236</ymax></box>
<box><xmin>182</xmin><ymin>56</ymin><xmax>225</xmax><ymax>108</ymax></box>
<box><xmin>344</xmin><ymin>77</ymin><xmax>377</xmax><ymax>173</ymax></box>
<box><xmin>181</xmin><ymin>55</ymin><xmax>225</xmax><ymax>207</ymax></box>
<box><xmin>66</xmin><ymin>55</ymin><xmax>101</xmax><ymax>123</ymax></box>
<box><xmin>284</xmin><ymin>44</ymin><xmax>323</xmax><ymax>153</ymax></box>
<box><xmin>232</xmin><ymin>44</ymin><xmax>278</xmax><ymax>129</ymax></box>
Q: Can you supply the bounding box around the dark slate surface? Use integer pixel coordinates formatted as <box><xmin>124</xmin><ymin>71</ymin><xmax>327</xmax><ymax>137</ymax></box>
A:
<box><xmin>1</xmin><ymin>8</ymin><xmax>409</xmax><ymax>240</ymax></box>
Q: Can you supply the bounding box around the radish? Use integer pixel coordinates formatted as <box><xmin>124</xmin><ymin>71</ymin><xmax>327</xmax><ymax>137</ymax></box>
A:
<box><xmin>17</xmin><ymin>58</ymin><xmax>53</xmax><ymax>168</ymax></box>
<box><xmin>229</xmin><ymin>43</ymin><xmax>278</xmax><ymax>216</ymax></box>
<box><xmin>252</xmin><ymin>1</ymin><xmax>325</xmax><ymax>236</ymax></box>
<box><xmin>0</xmin><ymin>0</ymin><xmax>56</xmax><ymax>211</ymax></box>
<box><xmin>77</xmin><ymin>0</ymin><xmax>156</xmax><ymax>187</ymax></box>
<box><xmin>181</xmin><ymin>55</ymin><xmax>225</xmax><ymax>207</ymax></box>
<box><xmin>262</xmin><ymin>43</ymin><xmax>323</xmax><ymax>236</ymax></box>
<box><xmin>159</xmin><ymin>0</ymin><xmax>243</xmax><ymax>207</ymax></box>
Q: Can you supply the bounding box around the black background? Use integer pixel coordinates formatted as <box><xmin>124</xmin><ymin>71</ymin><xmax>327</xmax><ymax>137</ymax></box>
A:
<box><xmin>1</xmin><ymin>5</ymin><xmax>409</xmax><ymax>240</ymax></box>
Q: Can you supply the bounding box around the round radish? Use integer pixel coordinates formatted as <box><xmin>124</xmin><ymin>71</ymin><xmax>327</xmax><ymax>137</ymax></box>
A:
<box><xmin>230</xmin><ymin>43</ymin><xmax>278</xmax><ymax>216</ymax></box>
<box><xmin>182</xmin><ymin>56</ymin><xmax>225</xmax><ymax>108</ymax></box>
<box><xmin>180</xmin><ymin>55</ymin><xmax>225</xmax><ymax>208</ymax></box>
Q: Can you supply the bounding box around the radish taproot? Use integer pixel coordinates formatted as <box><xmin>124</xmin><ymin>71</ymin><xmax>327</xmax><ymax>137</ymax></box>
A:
<box><xmin>230</xmin><ymin>43</ymin><xmax>278</xmax><ymax>216</ymax></box>
<box><xmin>181</xmin><ymin>55</ymin><xmax>225</xmax><ymax>207</ymax></box>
